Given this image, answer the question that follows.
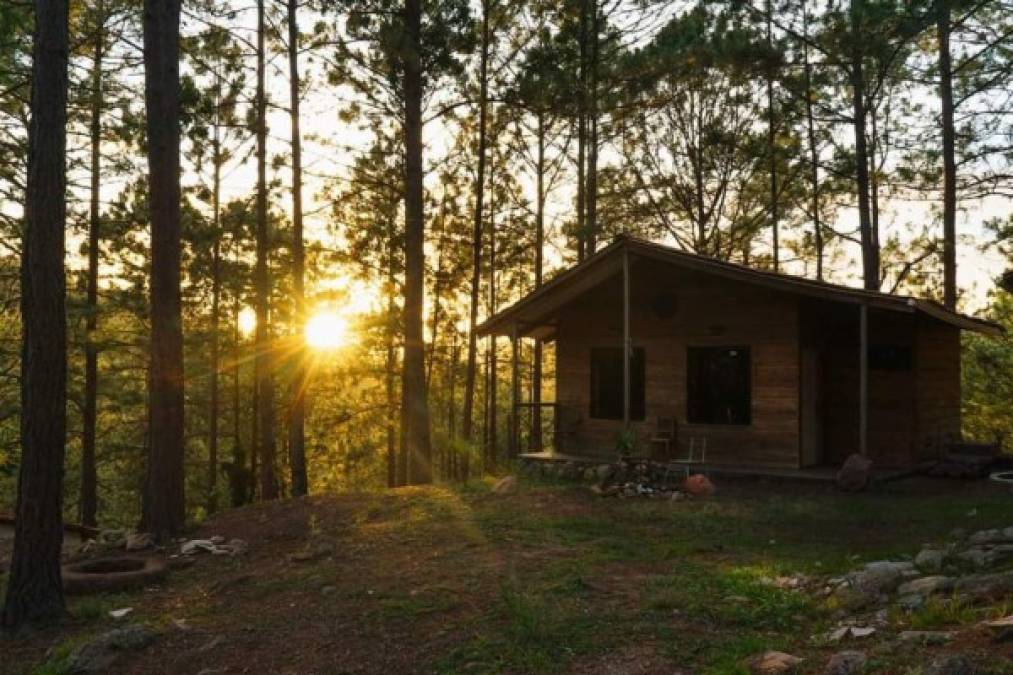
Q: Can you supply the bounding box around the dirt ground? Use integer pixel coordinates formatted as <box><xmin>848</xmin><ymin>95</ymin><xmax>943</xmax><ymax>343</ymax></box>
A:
<box><xmin>2</xmin><ymin>476</ymin><xmax>1013</xmax><ymax>674</ymax></box>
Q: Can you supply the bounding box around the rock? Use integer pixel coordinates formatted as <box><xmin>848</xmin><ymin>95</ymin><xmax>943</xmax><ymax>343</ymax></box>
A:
<box><xmin>968</xmin><ymin>529</ymin><xmax>1003</xmax><ymax>545</ymax></box>
<box><xmin>1004</xmin><ymin>526</ymin><xmax>1013</xmax><ymax>541</ymax></box>
<box><xmin>227</xmin><ymin>538</ymin><xmax>248</xmax><ymax>556</ymax></box>
<box><xmin>492</xmin><ymin>475</ymin><xmax>517</xmax><ymax>494</ymax></box>
<box><xmin>896</xmin><ymin>593</ymin><xmax>925</xmax><ymax>611</ymax></box>
<box><xmin>924</xmin><ymin>655</ymin><xmax>974</xmax><ymax>675</ymax></box>
<box><xmin>108</xmin><ymin>607</ymin><xmax>133</xmax><ymax>620</ymax></box>
<box><xmin>824</xmin><ymin>651</ymin><xmax>866</xmax><ymax>675</ymax></box>
<box><xmin>915</xmin><ymin>548</ymin><xmax>945</xmax><ymax>572</ymax></box>
<box><xmin>897</xmin><ymin>630</ymin><xmax>954</xmax><ymax>645</ymax></box>
<box><xmin>748</xmin><ymin>651</ymin><xmax>803</xmax><ymax>674</ymax></box>
<box><xmin>984</xmin><ymin>615</ymin><xmax>1013</xmax><ymax>643</ymax></box>
<box><xmin>582</xmin><ymin>468</ymin><xmax>596</xmax><ymax>481</ymax></box>
<box><xmin>66</xmin><ymin>625</ymin><xmax>156</xmax><ymax>673</ymax></box>
<box><xmin>829</xmin><ymin>626</ymin><xmax>875</xmax><ymax>641</ymax></box>
<box><xmin>897</xmin><ymin>575</ymin><xmax>953</xmax><ymax>597</ymax></box>
<box><xmin>596</xmin><ymin>464</ymin><xmax>614</xmax><ymax>481</ymax></box>
<box><xmin>954</xmin><ymin>571</ymin><xmax>1013</xmax><ymax>603</ymax></box>
<box><xmin>955</xmin><ymin>547</ymin><xmax>995</xmax><ymax>568</ymax></box>
<box><xmin>683</xmin><ymin>474</ymin><xmax>715</xmax><ymax>497</ymax></box>
<box><xmin>836</xmin><ymin>454</ymin><xmax>872</xmax><ymax>491</ymax></box>
<box><xmin>181</xmin><ymin>539</ymin><xmax>218</xmax><ymax>556</ymax></box>
<box><xmin>321</xmin><ymin>585</ymin><xmax>337</xmax><ymax>596</ymax></box>
<box><xmin>124</xmin><ymin>533</ymin><xmax>154</xmax><ymax>552</ymax></box>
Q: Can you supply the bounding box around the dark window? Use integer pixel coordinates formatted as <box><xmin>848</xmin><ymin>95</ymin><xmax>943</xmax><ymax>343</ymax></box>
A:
<box><xmin>687</xmin><ymin>346</ymin><xmax>751</xmax><ymax>425</ymax></box>
<box><xmin>589</xmin><ymin>347</ymin><xmax>646</xmax><ymax>420</ymax></box>
<box><xmin>868</xmin><ymin>344</ymin><xmax>913</xmax><ymax>371</ymax></box>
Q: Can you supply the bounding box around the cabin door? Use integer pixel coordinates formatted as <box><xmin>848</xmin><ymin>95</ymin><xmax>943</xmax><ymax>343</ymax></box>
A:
<box><xmin>800</xmin><ymin>349</ymin><xmax>823</xmax><ymax>467</ymax></box>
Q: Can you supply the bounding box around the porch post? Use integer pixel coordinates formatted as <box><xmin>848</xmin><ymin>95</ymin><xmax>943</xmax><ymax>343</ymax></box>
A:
<box><xmin>859</xmin><ymin>302</ymin><xmax>868</xmax><ymax>456</ymax></box>
<box><xmin>622</xmin><ymin>247</ymin><xmax>631</xmax><ymax>429</ymax></box>
<box><xmin>510</xmin><ymin>323</ymin><xmax>520</xmax><ymax>457</ymax></box>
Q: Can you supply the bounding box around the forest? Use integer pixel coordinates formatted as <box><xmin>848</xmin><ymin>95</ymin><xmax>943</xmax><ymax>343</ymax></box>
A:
<box><xmin>1</xmin><ymin>0</ymin><xmax>1013</xmax><ymax>635</ymax></box>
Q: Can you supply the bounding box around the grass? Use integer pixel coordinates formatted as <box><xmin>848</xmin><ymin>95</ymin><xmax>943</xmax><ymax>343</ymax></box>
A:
<box><xmin>5</xmin><ymin>474</ymin><xmax>1013</xmax><ymax>675</ymax></box>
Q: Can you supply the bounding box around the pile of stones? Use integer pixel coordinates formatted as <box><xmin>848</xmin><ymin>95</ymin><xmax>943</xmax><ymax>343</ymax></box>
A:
<box><xmin>823</xmin><ymin>525</ymin><xmax>1013</xmax><ymax>613</ymax></box>
<box><xmin>520</xmin><ymin>456</ymin><xmax>707</xmax><ymax>499</ymax></box>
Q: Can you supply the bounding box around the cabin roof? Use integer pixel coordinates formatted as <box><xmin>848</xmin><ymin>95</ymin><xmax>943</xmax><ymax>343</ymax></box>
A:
<box><xmin>476</xmin><ymin>234</ymin><xmax>1003</xmax><ymax>339</ymax></box>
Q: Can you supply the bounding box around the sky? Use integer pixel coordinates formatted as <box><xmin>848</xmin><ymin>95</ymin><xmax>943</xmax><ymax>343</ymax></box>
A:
<box><xmin>43</xmin><ymin>1</ymin><xmax>1013</xmax><ymax>331</ymax></box>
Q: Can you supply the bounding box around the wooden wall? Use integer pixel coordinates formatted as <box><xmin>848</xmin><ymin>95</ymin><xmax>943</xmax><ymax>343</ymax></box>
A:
<box><xmin>914</xmin><ymin>317</ymin><xmax>962</xmax><ymax>460</ymax></box>
<box><xmin>553</xmin><ymin>258</ymin><xmax>801</xmax><ymax>468</ymax></box>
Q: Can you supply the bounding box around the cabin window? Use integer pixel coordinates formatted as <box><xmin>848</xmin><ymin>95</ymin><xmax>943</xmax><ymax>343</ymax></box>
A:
<box><xmin>589</xmin><ymin>347</ymin><xmax>646</xmax><ymax>421</ymax></box>
<box><xmin>868</xmin><ymin>344</ymin><xmax>913</xmax><ymax>371</ymax></box>
<box><xmin>687</xmin><ymin>346</ymin><xmax>751</xmax><ymax>425</ymax></box>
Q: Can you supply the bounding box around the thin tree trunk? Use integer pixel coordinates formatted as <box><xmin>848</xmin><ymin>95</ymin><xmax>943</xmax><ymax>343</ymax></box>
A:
<box><xmin>802</xmin><ymin>0</ymin><xmax>823</xmax><ymax>280</ymax></box>
<box><xmin>287</xmin><ymin>0</ymin><xmax>308</xmax><ymax>496</ymax></box>
<box><xmin>850</xmin><ymin>0</ymin><xmax>878</xmax><ymax>290</ymax></box>
<box><xmin>400</xmin><ymin>0</ymin><xmax>433</xmax><ymax>485</ymax></box>
<box><xmin>81</xmin><ymin>8</ymin><xmax>103</xmax><ymax>528</ymax></box>
<box><xmin>208</xmin><ymin>127</ymin><xmax>222</xmax><ymax>514</ymax></box>
<box><xmin>462</xmin><ymin>0</ymin><xmax>490</xmax><ymax>447</ymax></box>
<box><xmin>487</xmin><ymin>147</ymin><xmax>498</xmax><ymax>470</ymax></box>
<box><xmin>232</xmin><ymin>295</ymin><xmax>246</xmax><ymax>505</ymax></box>
<box><xmin>530</xmin><ymin>112</ymin><xmax>545</xmax><ymax>452</ymax></box>
<box><xmin>141</xmin><ymin>0</ymin><xmax>186</xmax><ymax>539</ymax></box>
<box><xmin>767</xmin><ymin>0</ymin><xmax>779</xmax><ymax>271</ymax></box>
<box><xmin>938</xmin><ymin>0</ymin><xmax>957</xmax><ymax>308</ymax></box>
<box><xmin>586</xmin><ymin>0</ymin><xmax>598</xmax><ymax>255</ymax></box>
<box><xmin>575</xmin><ymin>0</ymin><xmax>588</xmax><ymax>261</ymax></box>
<box><xmin>2</xmin><ymin>0</ymin><xmax>69</xmax><ymax>630</ymax></box>
<box><xmin>254</xmin><ymin>0</ymin><xmax>277</xmax><ymax>499</ymax></box>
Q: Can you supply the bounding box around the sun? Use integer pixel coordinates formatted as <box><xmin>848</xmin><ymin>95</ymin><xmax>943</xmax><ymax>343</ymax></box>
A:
<box><xmin>305</xmin><ymin>311</ymin><xmax>349</xmax><ymax>350</ymax></box>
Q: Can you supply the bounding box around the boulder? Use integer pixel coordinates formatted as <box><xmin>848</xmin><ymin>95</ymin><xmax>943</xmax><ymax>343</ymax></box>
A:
<box><xmin>836</xmin><ymin>454</ymin><xmax>872</xmax><ymax>491</ymax></box>
<box><xmin>955</xmin><ymin>547</ymin><xmax>994</xmax><ymax>569</ymax></box>
<box><xmin>683</xmin><ymin>474</ymin><xmax>715</xmax><ymax>497</ymax></box>
<box><xmin>954</xmin><ymin>571</ymin><xmax>1013</xmax><ymax>603</ymax></box>
<box><xmin>595</xmin><ymin>464</ymin><xmax>614</xmax><ymax>481</ymax></box>
<box><xmin>66</xmin><ymin>625</ymin><xmax>156</xmax><ymax>673</ymax></box>
<box><xmin>897</xmin><ymin>575</ymin><xmax>953</xmax><ymax>597</ymax></box>
<box><xmin>748</xmin><ymin>651</ymin><xmax>802</xmax><ymax>674</ymax></box>
<box><xmin>924</xmin><ymin>655</ymin><xmax>974</xmax><ymax>675</ymax></box>
<box><xmin>492</xmin><ymin>476</ymin><xmax>517</xmax><ymax>494</ymax></box>
<box><xmin>914</xmin><ymin>548</ymin><xmax>945</xmax><ymax>573</ymax></box>
<box><xmin>968</xmin><ymin>529</ymin><xmax>1003</xmax><ymax>545</ymax></box>
<box><xmin>824</xmin><ymin>651</ymin><xmax>866</xmax><ymax>675</ymax></box>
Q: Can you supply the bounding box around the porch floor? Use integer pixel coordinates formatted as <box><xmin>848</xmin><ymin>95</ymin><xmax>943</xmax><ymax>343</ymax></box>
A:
<box><xmin>518</xmin><ymin>451</ymin><xmax>916</xmax><ymax>484</ymax></box>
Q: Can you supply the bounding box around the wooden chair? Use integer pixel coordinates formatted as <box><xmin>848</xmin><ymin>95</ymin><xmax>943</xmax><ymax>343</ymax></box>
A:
<box><xmin>649</xmin><ymin>417</ymin><xmax>677</xmax><ymax>460</ymax></box>
<box><xmin>665</xmin><ymin>436</ymin><xmax>708</xmax><ymax>482</ymax></box>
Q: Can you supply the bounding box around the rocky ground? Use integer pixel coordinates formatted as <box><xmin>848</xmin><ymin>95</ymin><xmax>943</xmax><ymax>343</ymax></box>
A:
<box><xmin>2</xmin><ymin>475</ymin><xmax>1012</xmax><ymax>674</ymax></box>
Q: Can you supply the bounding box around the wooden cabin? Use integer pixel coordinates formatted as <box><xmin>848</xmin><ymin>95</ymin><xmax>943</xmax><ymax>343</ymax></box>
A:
<box><xmin>476</xmin><ymin>235</ymin><xmax>1001</xmax><ymax>470</ymax></box>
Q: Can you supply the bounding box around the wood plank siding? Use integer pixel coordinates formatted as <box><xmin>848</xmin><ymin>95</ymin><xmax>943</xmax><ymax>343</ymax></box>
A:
<box><xmin>554</xmin><ymin>259</ymin><xmax>801</xmax><ymax>467</ymax></box>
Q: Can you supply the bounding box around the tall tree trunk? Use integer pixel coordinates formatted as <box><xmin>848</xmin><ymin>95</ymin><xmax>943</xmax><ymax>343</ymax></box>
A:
<box><xmin>2</xmin><ymin>0</ymin><xmax>70</xmax><ymax>630</ymax></box>
<box><xmin>400</xmin><ymin>0</ymin><xmax>432</xmax><ymax>485</ymax></box>
<box><xmin>575</xmin><ymin>0</ymin><xmax>588</xmax><ymax>261</ymax></box>
<box><xmin>287</xmin><ymin>0</ymin><xmax>308</xmax><ymax>496</ymax></box>
<box><xmin>486</xmin><ymin>148</ymin><xmax>498</xmax><ymax>470</ymax></box>
<box><xmin>141</xmin><ymin>0</ymin><xmax>185</xmax><ymax>539</ymax></box>
<box><xmin>462</xmin><ymin>0</ymin><xmax>490</xmax><ymax>448</ymax></box>
<box><xmin>767</xmin><ymin>1</ymin><xmax>779</xmax><ymax>271</ymax></box>
<box><xmin>938</xmin><ymin>0</ymin><xmax>957</xmax><ymax>308</ymax></box>
<box><xmin>585</xmin><ymin>0</ymin><xmax>598</xmax><ymax>255</ymax></box>
<box><xmin>81</xmin><ymin>8</ymin><xmax>103</xmax><ymax>528</ymax></box>
<box><xmin>232</xmin><ymin>295</ymin><xmax>247</xmax><ymax>505</ymax></box>
<box><xmin>802</xmin><ymin>0</ymin><xmax>823</xmax><ymax>280</ymax></box>
<box><xmin>530</xmin><ymin>112</ymin><xmax>545</xmax><ymax>452</ymax></box>
<box><xmin>208</xmin><ymin>128</ymin><xmax>222</xmax><ymax>514</ymax></box>
<box><xmin>254</xmin><ymin>0</ymin><xmax>278</xmax><ymax>499</ymax></box>
<box><xmin>850</xmin><ymin>0</ymin><xmax>878</xmax><ymax>290</ymax></box>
